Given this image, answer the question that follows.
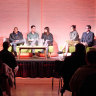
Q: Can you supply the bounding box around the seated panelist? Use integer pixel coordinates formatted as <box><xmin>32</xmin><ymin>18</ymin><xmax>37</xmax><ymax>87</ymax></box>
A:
<box><xmin>80</xmin><ymin>25</ymin><xmax>94</xmax><ymax>47</ymax></box>
<box><xmin>27</xmin><ymin>25</ymin><xmax>39</xmax><ymax>56</ymax></box>
<box><xmin>27</xmin><ymin>25</ymin><xmax>39</xmax><ymax>46</ymax></box>
<box><xmin>41</xmin><ymin>27</ymin><xmax>53</xmax><ymax>56</ymax></box>
<box><xmin>41</xmin><ymin>27</ymin><xmax>53</xmax><ymax>46</ymax></box>
<box><xmin>58</xmin><ymin>25</ymin><xmax>79</xmax><ymax>55</ymax></box>
<box><xmin>9</xmin><ymin>27</ymin><xmax>25</xmax><ymax>57</ymax></box>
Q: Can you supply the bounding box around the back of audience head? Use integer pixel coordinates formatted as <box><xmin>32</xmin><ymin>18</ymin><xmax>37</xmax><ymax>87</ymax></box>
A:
<box><xmin>75</xmin><ymin>43</ymin><xmax>86</xmax><ymax>54</ymax></box>
<box><xmin>3</xmin><ymin>41</ymin><xmax>9</xmax><ymax>50</ymax></box>
<box><xmin>87</xmin><ymin>50</ymin><xmax>96</xmax><ymax>65</ymax></box>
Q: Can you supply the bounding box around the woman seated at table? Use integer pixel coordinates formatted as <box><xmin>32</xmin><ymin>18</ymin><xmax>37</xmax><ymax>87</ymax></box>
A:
<box><xmin>41</xmin><ymin>27</ymin><xmax>53</xmax><ymax>57</ymax></box>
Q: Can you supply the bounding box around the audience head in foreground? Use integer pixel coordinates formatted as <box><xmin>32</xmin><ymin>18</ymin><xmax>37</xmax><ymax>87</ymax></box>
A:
<box><xmin>69</xmin><ymin>50</ymin><xmax>96</xmax><ymax>96</ymax></box>
<box><xmin>0</xmin><ymin>42</ymin><xmax>18</xmax><ymax>71</ymax></box>
<box><xmin>75</xmin><ymin>43</ymin><xmax>86</xmax><ymax>54</ymax></box>
<box><xmin>87</xmin><ymin>50</ymin><xmax>96</xmax><ymax>65</ymax></box>
<box><xmin>3</xmin><ymin>41</ymin><xmax>10</xmax><ymax>50</ymax></box>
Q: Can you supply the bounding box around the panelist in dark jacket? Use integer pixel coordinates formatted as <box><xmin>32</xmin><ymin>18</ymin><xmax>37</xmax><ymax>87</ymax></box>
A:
<box><xmin>41</xmin><ymin>27</ymin><xmax>53</xmax><ymax>57</ymax></box>
<box><xmin>41</xmin><ymin>27</ymin><xmax>53</xmax><ymax>46</ymax></box>
<box><xmin>80</xmin><ymin>25</ymin><xmax>94</xmax><ymax>47</ymax></box>
<box><xmin>9</xmin><ymin>27</ymin><xmax>25</xmax><ymax>56</ymax></box>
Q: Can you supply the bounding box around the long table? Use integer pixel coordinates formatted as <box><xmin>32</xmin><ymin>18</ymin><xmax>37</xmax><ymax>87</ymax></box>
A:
<box><xmin>17</xmin><ymin>46</ymin><xmax>47</xmax><ymax>59</ymax></box>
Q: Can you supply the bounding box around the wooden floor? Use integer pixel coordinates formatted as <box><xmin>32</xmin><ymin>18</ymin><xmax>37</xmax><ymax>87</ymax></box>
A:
<box><xmin>11</xmin><ymin>77</ymin><xmax>61</xmax><ymax>96</ymax></box>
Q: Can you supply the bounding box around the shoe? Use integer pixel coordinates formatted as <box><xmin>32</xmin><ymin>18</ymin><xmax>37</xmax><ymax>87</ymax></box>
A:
<box><xmin>37</xmin><ymin>51</ymin><xmax>42</xmax><ymax>57</ymax></box>
<box><xmin>57</xmin><ymin>51</ymin><xmax>63</xmax><ymax>54</ymax></box>
<box><xmin>60</xmin><ymin>87</ymin><xmax>65</xmax><ymax>94</ymax></box>
<box><xmin>47</xmin><ymin>55</ymin><xmax>50</xmax><ymax>58</ymax></box>
<box><xmin>38</xmin><ymin>51</ymin><xmax>42</xmax><ymax>53</ymax></box>
<box><xmin>32</xmin><ymin>54</ymin><xmax>39</xmax><ymax>58</ymax></box>
<box><xmin>32</xmin><ymin>53</ymin><xmax>39</xmax><ymax>58</ymax></box>
<box><xmin>33</xmin><ymin>53</ymin><xmax>35</xmax><ymax>56</ymax></box>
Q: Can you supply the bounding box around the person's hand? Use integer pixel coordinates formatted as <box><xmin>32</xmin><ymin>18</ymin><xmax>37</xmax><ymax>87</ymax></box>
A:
<box><xmin>81</xmin><ymin>42</ymin><xmax>88</xmax><ymax>46</ymax></box>
<box><xmin>14</xmin><ymin>40</ymin><xmax>19</xmax><ymax>42</ymax></box>
<box><xmin>28</xmin><ymin>39</ymin><xmax>34</xmax><ymax>42</ymax></box>
<box><xmin>46</xmin><ymin>40</ymin><xmax>50</xmax><ymax>42</ymax></box>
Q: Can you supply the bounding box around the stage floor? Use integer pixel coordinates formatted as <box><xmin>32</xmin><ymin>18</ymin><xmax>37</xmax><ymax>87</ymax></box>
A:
<box><xmin>16</xmin><ymin>53</ymin><xmax>69</xmax><ymax>61</ymax></box>
<box><xmin>16</xmin><ymin>57</ymin><xmax>60</xmax><ymax>61</ymax></box>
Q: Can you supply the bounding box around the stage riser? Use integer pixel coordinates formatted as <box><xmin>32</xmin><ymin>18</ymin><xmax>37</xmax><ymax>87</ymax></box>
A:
<box><xmin>16</xmin><ymin>61</ymin><xmax>59</xmax><ymax>78</ymax></box>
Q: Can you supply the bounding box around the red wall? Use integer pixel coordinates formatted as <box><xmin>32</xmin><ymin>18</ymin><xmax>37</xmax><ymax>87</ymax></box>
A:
<box><xmin>29</xmin><ymin>0</ymin><xmax>41</xmax><ymax>35</ymax></box>
<box><xmin>0</xmin><ymin>0</ymin><xmax>96</xmax><ymax>48</ymax></box>
<box><xmin>42</xmin><ymin>0</ymin><xmax>96</xmax><ymax>47</ymax></box>
<box><xmin>0</xmin><ymin>0</ymin><xmax>28</xmax><ymax>38</ymax></box>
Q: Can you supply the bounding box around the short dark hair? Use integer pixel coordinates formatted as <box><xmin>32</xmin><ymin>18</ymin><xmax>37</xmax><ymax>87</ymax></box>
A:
<box><xmin>86</xmin><ymin>25</ymin><xmax>91</xmax><ymax>29</ymax></box>
<box><xmin>75</xmin><ymin>43</ymin><xmax>85</xmax><ymax>53</ymax></box>
<box><xmin>31</xmin><ymin>25</ymin><xmax>36</xmax><ymax>29</ymax></box>
<box><xmin>3</xmin><ymin>41</ymin><xmax>9</xmax><ymax>50</ymax></box>
<box><xmin>71</xmin><ymin>25</ymin><xmax>76</xmax><ymax>29</ymax></box>
<box><xmin>87</xmin><ymin>51</ymin><xmax>96</xmax><ymax>64</ymax></box>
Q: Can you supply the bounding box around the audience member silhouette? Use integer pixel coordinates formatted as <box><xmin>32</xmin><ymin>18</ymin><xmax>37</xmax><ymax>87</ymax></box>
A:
<box><xmin>0</xmin><ymin>42</ymin><xmax>17</xmax><ymax>71</ymax></box>
<box><xmin>69</xmin><ymin>50</ymin><xmax>96</xmax><ymax>96</ymax></box>
<box><xmin>59</xmin><ymin>43</ymin><xmax>86</xmax><ymax>95</ymax></box>
<box><xmin>0</xmin><ymin>58</ymin><xmax>14</xmax><ymax>96</ymax></box>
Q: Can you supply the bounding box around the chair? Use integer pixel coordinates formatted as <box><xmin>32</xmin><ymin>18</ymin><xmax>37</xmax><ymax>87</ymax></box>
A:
<box><xmin>51</xmin><ymin>71</ymin><xmax>63</xmax><ymax>94</ymax></box>
<box><xmin>13</xmin><ymin>71</ymin><xmax>16</xmax><ymax>89</ymax></box>
<box><xmin>58</xmin><ymin>77</ymin><xmax>63</xmax><ymax>96</ymax></box>
<box><xmin>0</xmin><ymin>63</ymin><xmax>14</xmax><ymax>96</ymax></box>
<box><xmin>49</xmin><ymin>46</ymin><xmax>54</xmax><ymax>57</ymax></box>
<box><xmin>13</xmin><ymin>65</ymin><xmax>19</xmax><ymax>89</ymax></box>
<box><xmin>51</xmin><ymin>60</ymin><xmax>64</xmax><ymax>96</ymax></box>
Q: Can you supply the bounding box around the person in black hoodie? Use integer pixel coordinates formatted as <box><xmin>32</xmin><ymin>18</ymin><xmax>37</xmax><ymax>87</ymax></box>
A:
<box><xmin>0</xmin><ymin>42</ymin><xmax>17</xmax><ymax>70</ymax></box>
<box><xmin>60</xmin><ymin>43</ymin><xmax>86</xmax><ymax>95</ymax></box>
<box><xmin>9</xmin><ymin>27</ymin><xmax>25</xmax><ymax>56</ymax></box>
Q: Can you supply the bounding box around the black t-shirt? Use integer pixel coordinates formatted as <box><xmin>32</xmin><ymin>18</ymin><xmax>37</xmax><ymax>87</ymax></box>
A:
<box><xmin>0</xmin><ymin>49</ymin><xmax>17</xmax><ymax>69</ymax></box>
